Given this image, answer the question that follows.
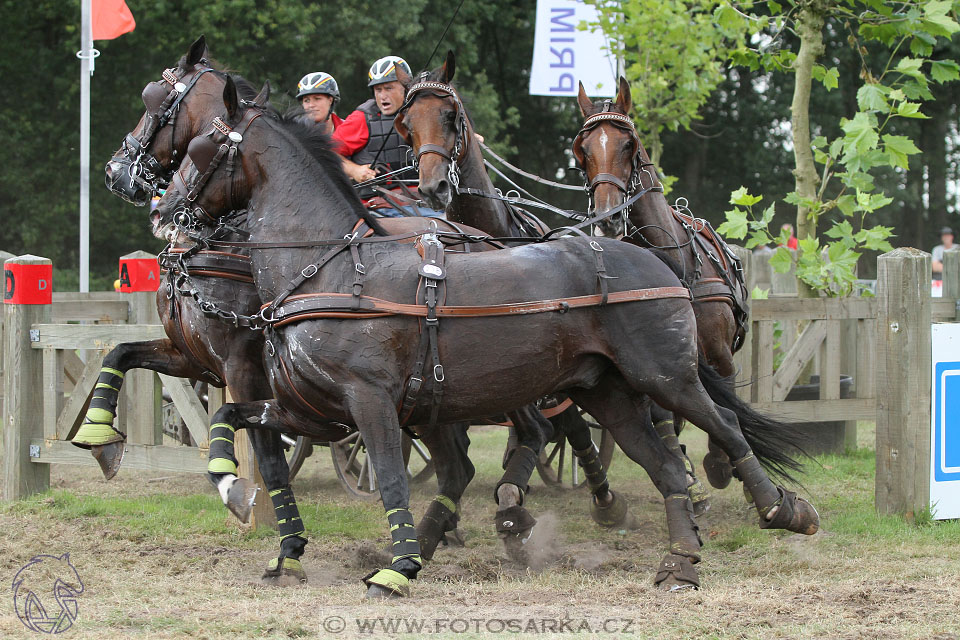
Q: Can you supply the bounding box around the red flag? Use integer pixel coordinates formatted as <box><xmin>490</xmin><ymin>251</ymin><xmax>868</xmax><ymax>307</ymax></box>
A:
<box><xmin>91</xmin><ymin>0</ymin><xmax>136</xmax><ymax>41</ymax></box>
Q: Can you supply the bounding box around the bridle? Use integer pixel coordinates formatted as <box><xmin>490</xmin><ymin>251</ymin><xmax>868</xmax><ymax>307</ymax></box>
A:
<box><xmin>169</xmin><ymin>108</ymin><xmax>263</xmax><ymax>235</ymax></box>
<box><xmin>572</xmin><ymin>103</ymin><xmax>662</xmax><ymax>226</ymax></box>
<box><xmin>117</xmin><ymin>63</ymin><xmax>215</xmax><ymax>197</ymax></box>
<box><xmin>396</xmin><ymin>77</ymin><xmax>469</xmax><ymax>192</ymax></box>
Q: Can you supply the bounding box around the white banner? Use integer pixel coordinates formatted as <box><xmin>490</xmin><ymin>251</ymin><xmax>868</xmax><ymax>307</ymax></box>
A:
<box><xmin>529</xmin><ymin>0</ymin><xmax>617</xmax><ymax>97</ymax></box>
<box><xmin>931</xmin><ymin>323</ymin><xmax>960</xmax><ymax>520</ymax></box>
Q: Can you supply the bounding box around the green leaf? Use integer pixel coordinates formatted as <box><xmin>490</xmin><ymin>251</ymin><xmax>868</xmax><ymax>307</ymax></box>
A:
<box><xmin>895</xmin><ymin>101</ymin><xmax>929</xmax><ymax>118</ymax></box>
<box><xmin>717</xmin><ymin>208</ymin><xmax>749</xmax><ymax>239</ymax></box>
<box><xmin>930</xmin><ymin>60</ymin><xmax>960</xmax><ymax>84</ymax></box>
<box><xmin>769</xmin><ymin>247</ymin><xmax>794</xmax><ymax>274</ymax></box>
<box><xmin>825</xmin><ymin>219</ymin><xmax>855</xmax><ymax>242</ymax></box>
<box><xmin>841</xmin><ymin>112</ymin><xmax>879</xmax><ymax>156</ymax></box>
<box><xmin>836</xmin><ymin>194</ymin><xmax>858</xmax><ymax>216</ymax></box>
<box><xmin>882</xmin><ymin>134</ymin><xmax>921</xmax><ymax>169</ymax></box>
<box><xmin>751</xmin><ymin>286</ymin><xmax>770</xmax><ymax>300</ymax></box>
<box><xmin>857</xmin><ymin>84</ymin><xmax>889</xmax><ymax>113</ymax></box>
<box><xmin>729</xmin><ymin>186</ymin><xmax>763</xmax><ymax>207</ymax></box>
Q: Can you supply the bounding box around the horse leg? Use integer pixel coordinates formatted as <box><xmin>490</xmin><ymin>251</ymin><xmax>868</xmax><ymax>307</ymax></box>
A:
<box><xmin>246</xmin><ymin>427</ymin><xmax>309</xmax><ymax>585</ymax></box>
<box><xmin>651</xmin><ymin>403</ymin><xmax>710</xmax><ymax>515</ymax></box>
<box><xmin>557</xmin><ymin>406</ymin><xmax>638</xmax><ymax>529</ymax></box>
<box><xmin>570</xmin><ymin>379</ymin><xmax>702</xmax><ymax>591</ymax></box>
<box><xmin>496</xmin><ymin>405</ymin><xmax>547</xmax><ymax>564</ymax></box>
<box><xmin>697</xmin><ymin>308</ymin><xmax>739</xmax><ymax>490</ymax></box>
<box><xmin>646</xmin><ymin>367</ymin><xmax>819</xmax><ymax>536</ymax></box>
<box><xmin>346</xmin><ymin>394</ymin><xmax>421</xmax><ymax>599</ymax></box>
<box><xmin>71</xmin><ymin>339</ymin><xmax>213</xmax><ymax>479</ymax></box>
<box><xmin>416</xmin><ymin>422</ymin><xmax>474</xmax><ymax>560</ymax></box>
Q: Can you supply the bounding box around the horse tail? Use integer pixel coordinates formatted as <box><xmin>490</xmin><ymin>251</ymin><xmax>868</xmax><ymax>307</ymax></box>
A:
<box><xmin>697</xmin><ymin>356</ymin><xmax>809</xmax><ymax>484</ymax></box>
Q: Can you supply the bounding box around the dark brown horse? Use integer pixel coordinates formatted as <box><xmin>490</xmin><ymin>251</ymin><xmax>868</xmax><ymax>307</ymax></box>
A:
<box><xmin>77</xmin><ymin>37</ymin><xmax>475</xmax><ymax>585</ymax></box>
<box><xmin>155</xmin><ymin>78</ymin><xmax>818</xmax><ymax>597</ymax></box>
<box><xmin>393</xmin><ymin>52</ymin><xmax>710</xmax><ymax>515</ymax></box>
<box><xmin>573</xmin><ymin>78</ymin><xmax>751</xmax><ymax>490</ymax></box>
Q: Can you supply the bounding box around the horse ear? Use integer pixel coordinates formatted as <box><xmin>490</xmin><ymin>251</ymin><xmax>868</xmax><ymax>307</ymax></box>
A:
<box><xmin>186</xmin><ymin>35</ymin><xmax>207</xmax><ymax>67</ymax></box>
<box><xmin>442</xmin><ymin>50</ymin><xmax>456</xmax><ymax>83</ymax></box>
<box><xmin>576</xmin><ymin>82</ymin><xmax>594</xmax><ymax>117</ymax></box>
<box><xmin>254</xmin><ymin>80</ymin><xmax>270</xmax><ymax>107</ymax></box>
<box><xmin>396</xmin><ymin>63</ymin><xmax>413</xmax><ymax>88</ymax></box>
<box><xmin>616</xmin><ymin>76</ymin><xmax>632</xmax><ymax>114</ymax></box>
<box><xmin>223</xmin><ymin>76</ymin><xmax>240</xmax><ymax>120</ymax></box>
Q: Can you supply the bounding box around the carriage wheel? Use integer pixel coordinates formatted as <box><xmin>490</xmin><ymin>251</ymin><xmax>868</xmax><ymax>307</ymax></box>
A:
<box><xmin>536</xmin><ymin>416</ymin><xmax>615</xmax><ymax>489</ymax></box>
<box><xmin>284</xmin><ymin>435</ymin><xmax>314</xmax><ymax>484</ymax></box>
<box><xmin>330</xmin><ymin>432</ymin><xmax>428</xmax><ymax>500</ymax></box>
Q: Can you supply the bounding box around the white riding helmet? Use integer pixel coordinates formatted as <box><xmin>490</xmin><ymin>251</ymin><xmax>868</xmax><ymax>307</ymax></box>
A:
<box><xmin>296</xmin><ymin>72</ymin><xmax>340</xmax><ymax>112</ymax></box>
<box><xmin>367</xmin><ymin>56</ymin><xmax>411</xmax><ymax>87</ymax></box>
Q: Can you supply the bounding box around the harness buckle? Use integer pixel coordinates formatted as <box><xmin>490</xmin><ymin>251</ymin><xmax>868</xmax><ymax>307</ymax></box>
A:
<box><xmin>301</xmin><ymin>264</ymin><xmax>318</xmax><ymax>279</ymax></box>
<box><xmin>355</xmin><ymin>263</ymin><xmax>366</xmax><ymax>275</ymax></box>
<box><xmin>589</xmin><ymin>240</ymin><xmax>604</xmax><ymax>252</ymax></box>
<box><xmin>425</xmin><ymin>279</ymin><xmax>438</xmax><ymax>288</ymax></box>
<box><xmin>433</xmin><ymin>365</ymin><xmax>445</xmax><ymax>383</ymax></box>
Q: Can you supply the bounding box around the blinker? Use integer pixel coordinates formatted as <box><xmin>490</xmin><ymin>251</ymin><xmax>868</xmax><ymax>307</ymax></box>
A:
<box><xmin>187</xmin><ymin>135</ymin><xmax>220</xmax><ymax>174</ymax></box>
<box><xmin>141</xmin><ymin>82</ymin><xmax>169</xmax><ymax>112</ymax></box>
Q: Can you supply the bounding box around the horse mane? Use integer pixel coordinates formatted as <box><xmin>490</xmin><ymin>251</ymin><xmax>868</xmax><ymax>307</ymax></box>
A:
<box><xmin>271</xmin><ymin>114</ymin><xmax>387</xmax><ymax>235</ymax></box>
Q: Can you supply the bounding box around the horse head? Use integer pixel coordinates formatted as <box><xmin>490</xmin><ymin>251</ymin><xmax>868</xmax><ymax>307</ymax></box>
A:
<box><xmin>394</xmin><ymin>50</ymin><xmax>470</xmax><ymax>210</ymax></box>
<box><xmin>153</xmin><ymin>76</ymin><xmax>269</xmax><ymax>242</ymax></box>
<box><xmin>573</xmin><ymin>77</ymin><xmax>647</xmax><ymax>238</ymax></box>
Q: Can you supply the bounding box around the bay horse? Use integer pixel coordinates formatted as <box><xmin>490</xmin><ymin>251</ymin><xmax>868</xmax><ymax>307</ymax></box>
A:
<box><xmin>77</xmin><ymin>37</ymin><xmax>474</xmax><ymax>584</ymax></box>
<box><xmin>572</xmin><ymin>78</ymin><xmax>751</xmax><ymax>490</ymax></box>
<box><xmin>393</xmin><ymin>51</ymin><xmax>710</xmax><ymax>515</ymax></box>
<box><xmin>155</xmin><ymin>77</ymin><xmax>818</xmax><ymax>596</ymax></box>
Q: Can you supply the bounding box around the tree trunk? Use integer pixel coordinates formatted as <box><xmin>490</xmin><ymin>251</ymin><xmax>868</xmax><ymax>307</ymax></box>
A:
<box><xmin>790</xmin><ymin>3</ymin><xmax>827</xmax><ymax>297</ymax></box>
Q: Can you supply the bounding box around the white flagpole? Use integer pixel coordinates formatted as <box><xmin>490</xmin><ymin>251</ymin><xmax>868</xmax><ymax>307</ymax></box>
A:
<box><xmin>78</xmin><ymin>0</ymin><xmax>93</xmax><ymax>292</ymax></box>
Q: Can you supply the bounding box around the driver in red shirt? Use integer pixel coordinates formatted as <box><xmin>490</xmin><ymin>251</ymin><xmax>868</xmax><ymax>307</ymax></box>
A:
<box><xmin>332</xmin><ymin>56</ymin><xmax>442</xmax><ymax>218</ymax></box>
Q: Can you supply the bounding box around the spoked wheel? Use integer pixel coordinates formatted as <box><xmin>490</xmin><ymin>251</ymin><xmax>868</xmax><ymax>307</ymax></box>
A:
<box><xmin>536</xmin><ymin>413</ymin><xmax>615</xmax><ymax>489</ymax></box>
<box><xmin>330</xmin><ymin>431</ymin><xmax>431</xmax><ymax>500</ymax></box>
<box><xmin>283</xmin><ymin>434</ymin><xmax>314</xmax><ymax>484</ymax></box>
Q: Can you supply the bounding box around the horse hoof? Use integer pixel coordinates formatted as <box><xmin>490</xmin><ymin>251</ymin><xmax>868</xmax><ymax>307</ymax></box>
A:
<box><xmin>761</xmin><ymin>486</ymin><xmax>820</xmax><ymax>535</ymax></box>
<box><xmin>91</xmin><ymin>442</ymin><xmax>125</xmax><ymax>480</ymax></box>
<box><xmin>443</xmin><ymin>528</ymin><xmax>466</xmax><ymax>547</ymax></box>
<box><xmin>362</xmin><ymin>569</ymin><xmax>410</xmax><ymax>598</ymax></box>
<box><xmin>496</xmin><ymin>504</ymin><xmax>536</xmax><ymax>565</ymax></box>
<box><xmin>702</xmin><ymin>450</ymin><xmax>732</xmax><ymax>490</ymax></box>
<box><xmin>225</xmin><ymin>478</ymin><xmax>259</xmax><ymax>523</ymax></box>
<box><xmin>365</xmin><ymin>583</ymin><xmax>404</xmax><ymax>599</ymax></box>
<box><xmin>590</xmin><ymin>491</ymin><xmax>639</xmax><ymax>529</ymax></box>
<box><xmin>261</xmin><ymin>557</ymin><xmax>307</xmax><ymax>586</ymax></box>
<box><xmin>654</xmin><ymin>553</ymin><xmax>700</xmax><ymax>591</ymax></box>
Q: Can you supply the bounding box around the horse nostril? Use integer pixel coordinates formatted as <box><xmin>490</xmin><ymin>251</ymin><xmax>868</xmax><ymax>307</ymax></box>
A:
<box><xmin>435</xmin><ymin>180</ymin><xmax>451</xmax><ymax>204</ymax></box>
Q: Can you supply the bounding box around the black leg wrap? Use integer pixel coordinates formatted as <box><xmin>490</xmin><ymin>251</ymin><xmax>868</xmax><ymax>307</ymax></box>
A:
<box><xmin>417</xmin><ymin>496</ymin><xmax>459</xmax><ymax>561</ymax></box>
<box><xmin>733</xmin><ymin>453</ymin><xmax>779</xmax><ymax>514</ymax></box>
<box><xmin>386</xmin><ymin>508</ymin><xmax>422</xmax><ymax>573</ymax></box>
<box><xmin>494</xmin><ymin>445</ymin><xmax>538</xmax><ymax>505</ymax></box>
<box><xmin>270</xmin><ymin>486</ymin><xmax>307</xmax><ymax>557</ymax></box>
<box><xmin>573</xmin><ymin>443</ymin><xmax>610</xmax><ymax>496</ymax></box>
<box><xmin>664</xmin><ymin>494</ymin><xmax>702</xmax><ymax>560</ymax></box>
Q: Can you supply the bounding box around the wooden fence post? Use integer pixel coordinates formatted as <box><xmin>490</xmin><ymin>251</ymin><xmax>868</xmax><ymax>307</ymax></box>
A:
<box><xmin>942</xmin><ymin>247</ymin><xmax>960</xmax><ymax>305</ymax></box>
<box><xmin>125</xmin><ymin>288</ymin><xmax>162</xmax><ymax>445</ymax></box>
<box><xmin>875</xmin><ymin>247</ymin><xmax>932</xmax><ymax>518</ymax></box>
<box><xmin>3</xmin><ymin>255</ymin><xmax>52</xmax><ymax>500</ymax></box>
<box><xmin>730</xmin><ymin>245</ymin><xmax>753</xmax><ymax>403</ymax></box>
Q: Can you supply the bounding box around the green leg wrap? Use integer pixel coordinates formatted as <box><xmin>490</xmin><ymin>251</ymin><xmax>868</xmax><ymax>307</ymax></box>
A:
<box><xmin>361</xmin><ymin>568</ymin><xmax>409</xmax><ymax>597</ymax></box>
<box><xmin>262</xmin><ymin>556</ymin><xmax>307</xmax><ymax>585</ymax></box>
<box><xmin>207</xmin><ymin>423</ymin><xmax>238</xmax><ymax>475</ymax></box>
<box><xmin>72</xmin><ymin>368</ymin><xmax>126</xmax><ymax>449</ymax></box>
<box><xmin>386</xmin><ymin>507</ymin><xmax>422</xmax><ymax>568</ymax></box>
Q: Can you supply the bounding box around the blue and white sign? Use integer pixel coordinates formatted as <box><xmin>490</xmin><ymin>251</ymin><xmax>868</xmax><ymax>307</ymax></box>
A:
<box><xmin>931</xmin><ymin>324</ymin><xmax>960</xmax><ymax>519</ymax></box>
<box><xmin>529</xmin><ymin>0</ymin><xmax>617</xmax><ymax>97</ymax></box>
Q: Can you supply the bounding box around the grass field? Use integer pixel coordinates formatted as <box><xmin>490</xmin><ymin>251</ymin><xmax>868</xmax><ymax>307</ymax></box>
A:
<box><xmin>1</xmin><ymin>422</ymin><xmax>959</xmax><ymax>639</ymax></box>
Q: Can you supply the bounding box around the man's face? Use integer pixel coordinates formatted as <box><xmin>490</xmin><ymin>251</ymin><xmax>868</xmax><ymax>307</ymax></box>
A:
<box><xmin>373</xmin><ymin>81</ymin><xmax>405</xmax><ymax>116</ymax></box>
<box><xmin>944</xmin><ymin>232</ymin><xmax>954</xmax><ymax>247</ymax></box>
<box><xmin>301</xmin><ymin>93</ymin><xmax>333</xmax><ymax>123</ymax></box>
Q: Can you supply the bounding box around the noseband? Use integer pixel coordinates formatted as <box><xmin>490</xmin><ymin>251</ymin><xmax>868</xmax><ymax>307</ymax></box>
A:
<box><xmin>397</xmin><ymin>78</ymin><xmax>469</xmax><ymax>190</ymax></box>
<box><xmin>120</xmin><ymin>63</ymin><xmax>215</xmax><ymax>194</ymax></box>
